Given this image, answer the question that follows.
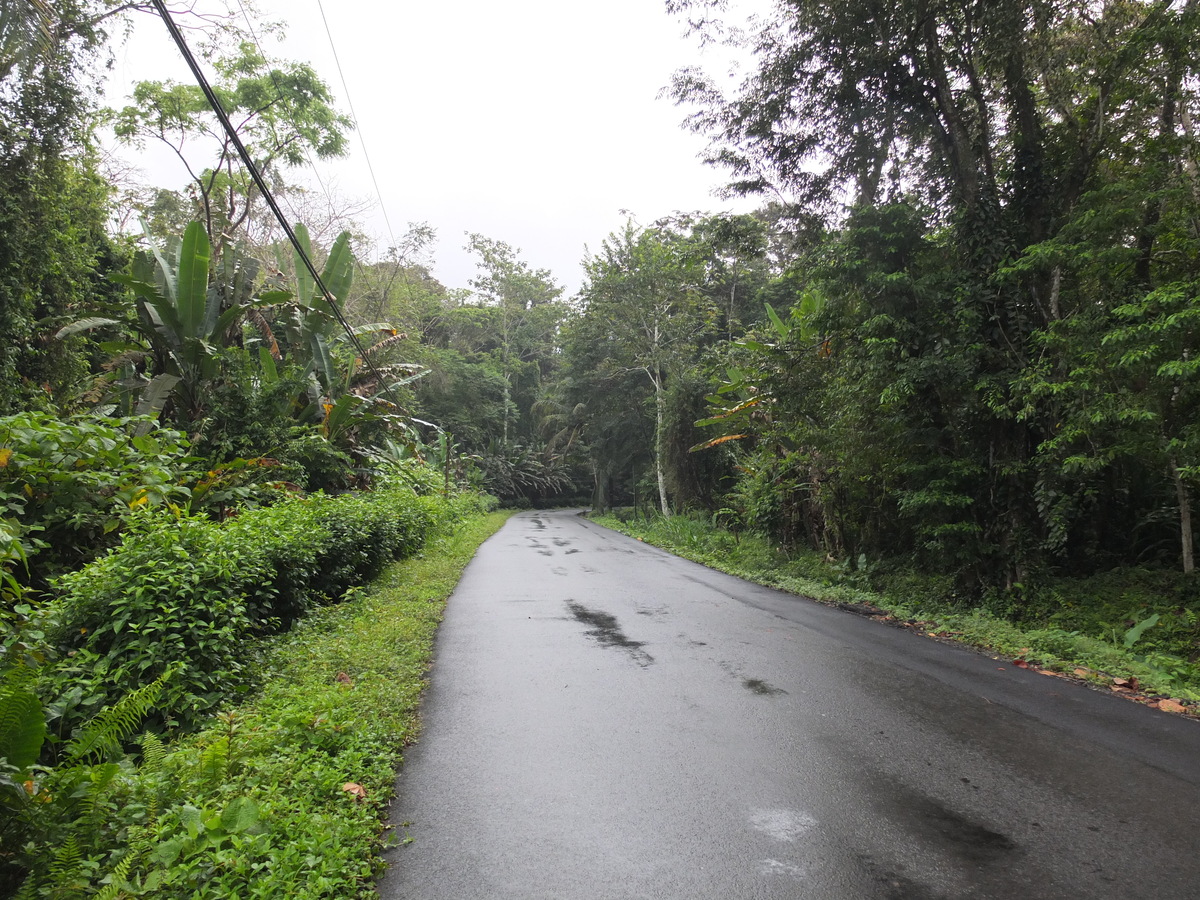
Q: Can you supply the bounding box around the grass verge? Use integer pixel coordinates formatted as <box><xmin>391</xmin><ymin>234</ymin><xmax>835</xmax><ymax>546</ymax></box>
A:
<box><xmin>593</xmin><ymin>512</ymin><xmax>1200</xmax><ymax>716</ymax></box>
<box><xmin>124</xmin><ymin>509</ymin><xmax>514</xmax><ymax>899</ymax></box>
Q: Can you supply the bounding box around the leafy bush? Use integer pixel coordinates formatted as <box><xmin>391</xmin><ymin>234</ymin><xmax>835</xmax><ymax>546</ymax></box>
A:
<box><xmin>0</xmin><ymin>413</ymin><xmax>195</xmax><ymax>584</ymax></box>
<box><xmin>47</xmin><ymin>510</ymin><xmax>267</xmax><ymax>732</ymax></box>
<box><xmin>2</xmin><ymin>506</ymin><xmax>508</xmax><ymax>898</ymax></box>
<box><xmin>41</xmin><ymin>480</ymin><xmax>486</xmax><ymax>735</ymax></box>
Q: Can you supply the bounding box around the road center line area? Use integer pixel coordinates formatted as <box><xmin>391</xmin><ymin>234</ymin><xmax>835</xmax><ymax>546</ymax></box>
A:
<box><xmin>376</xmin><ymin>510</ymin><xmax>1200</xmax><ymax>900</ymax></box>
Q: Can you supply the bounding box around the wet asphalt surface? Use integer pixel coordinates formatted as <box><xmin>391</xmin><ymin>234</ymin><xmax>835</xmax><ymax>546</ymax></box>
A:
<box><xmin>377</xmin><ymin>510</ymin><xmax>1200</xmax><ymax>899</ymax></box>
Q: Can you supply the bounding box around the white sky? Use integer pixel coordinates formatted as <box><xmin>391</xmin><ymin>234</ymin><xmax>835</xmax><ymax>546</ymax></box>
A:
<box><xmin>100</xmin><ymin>0</ymin><xmax>767</xmax><ymax>297</ymax></box>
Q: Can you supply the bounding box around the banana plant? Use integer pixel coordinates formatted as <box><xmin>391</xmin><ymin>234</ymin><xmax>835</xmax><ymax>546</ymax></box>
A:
<box><xmin>59</xmin><ymin>222</ymin><xmax>275</xmax><ymax>423</ymax></box>
<box><xmin>692</xmin><ymin>291</ymin><xmax>827</xmax><ymax>453</ymax></box>
<box><xmin>278</xmin><ymin>223</ymin><xmax>354</xmax><ymax>399</ymax></box>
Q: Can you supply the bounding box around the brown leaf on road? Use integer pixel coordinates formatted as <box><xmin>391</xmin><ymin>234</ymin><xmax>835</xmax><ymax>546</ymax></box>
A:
<box><xmin>342</xmin><ymin>782</ymin><xmax>367</xmax><ymax>801</ymax></box>
<box><xmin>1113</xmin><ymin>676</ymin><xmax>1139</xmax><ymax>690</ymax></box>
<box><xmin>1158</xmin><ymin>699</ymin><xmax>1186</xmax><ymax>714</ymax></box>
<box><xmin>1013</xmin><ymin>659</ymin><xmax>1030</xmax><ymax>669</ymax></box>
<box><xmin>1111</xmin><ymin>683</ymin><xmax>1135</xmax><ymax>693</ymax></box>
<box><xmin>1074</xmin><ymin>667</ymin><xmax>1093</xmax><ymax>677</ymax></box>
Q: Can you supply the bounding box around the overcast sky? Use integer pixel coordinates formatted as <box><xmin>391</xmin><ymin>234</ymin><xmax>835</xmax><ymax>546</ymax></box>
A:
<box><xmin>102</xmin><ymin>0</ymin><xmax>767</xmax><ymax>296</ymax></box>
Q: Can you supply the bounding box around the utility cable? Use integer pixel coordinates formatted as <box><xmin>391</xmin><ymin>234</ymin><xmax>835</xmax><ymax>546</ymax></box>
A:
<box><xmin>315</xmin><ymin>0</ymin><xmax>399</xmax><ymax>251</ymax></box>
<box><xmin>231</xmin><ymin>0</ymin><xmax>337</xmax><ymax>225</ymax></box>
<box><xmin>149</xmin><ymin>0</ymin><xmax>409</xmax><ymax>416</ymax></box>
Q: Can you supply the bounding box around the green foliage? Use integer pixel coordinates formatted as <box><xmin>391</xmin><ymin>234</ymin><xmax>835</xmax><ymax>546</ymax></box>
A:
<box><xmin>3</xmin><ymin>506</ymin><xmax>507</xmax><ymax>898</ymax></box>
<box><xmin>598</xmin><ymin>512</ymin><xmax>1200</xmax><ymax>701</ymax></box>
<box><xmin>0</xmin><ymin>412</ymin><xmax>195</xmax><ymax>583</ymax></box>
<box><xmin>42</xmin><ymin>473</ymin><xmax>476</xmax><ymax>734</ymax></box>
<box><xmin>0</xmin><ymin>0</ymin><xmax>119</xmax><ymax>416</ymax></box>
<box><xmin>112</xmin><ymin>40</ymin><xmax>352</xmax><ymax>244</ymax></box>
<box><xmin>48</xmin><ymin>510</ymin><xmax>264</xmax><ymax>731</ymax></box>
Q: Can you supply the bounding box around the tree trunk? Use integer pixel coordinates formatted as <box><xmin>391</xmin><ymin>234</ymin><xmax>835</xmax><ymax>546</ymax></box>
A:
<box><xmin>654</xmin><ymin>371</ymin><xmax>670</xmax><ymax>517</ymax></box>
<box><xmin>1171</xmin><ymin>458</ymin><xmax>1194</xmax><ymax>574</ymax></box>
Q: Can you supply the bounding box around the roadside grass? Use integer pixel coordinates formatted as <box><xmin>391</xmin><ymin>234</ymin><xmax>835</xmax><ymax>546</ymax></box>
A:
<box><xmin>593</xmin><ymin>511</ymin><xmax>1200</xmax><ymax>712</ymax></box>
<box><xmin>126</xmin><ymin>510</ymin><xmax>513</xmax><ymax>899</ymax></box>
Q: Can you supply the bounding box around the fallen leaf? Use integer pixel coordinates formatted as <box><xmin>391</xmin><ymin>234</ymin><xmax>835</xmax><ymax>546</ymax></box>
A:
<box><xmin>336</xmin><ymin>672</ymin><xmax>353</xmax><ymax>687</ymax></box>
<box><xmin>1158</xmin><ymin>699</ymin><xmax>1186</xmax><ymax>714</ymax></box>
<box><xmin>1112</xmin><ymin>676</ymin><xmax>1139</xmax><ymax>690</ymax></box>
<box><xmin>1111</xmin><ymin>684</ymin><xmax>1134</xmax><ymax>693</ymax></box>
<box><xmin>342</xmin><ymin>782</ymin><xmax>367</xmax><ymax>802</ymax></box>
<box><xmin>1073</xmin><ymin>667</ymin><xmax>1092</xmax><ymax>677</ymax></box>
<box><xmin>1013</xmin><ymin>659</ymin><xmax>1030</xmax><ymax>669</ymax></box>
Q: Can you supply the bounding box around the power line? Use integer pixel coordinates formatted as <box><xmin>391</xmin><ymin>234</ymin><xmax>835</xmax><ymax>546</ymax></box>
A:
<box><xmin>314</xmin><ymin>0</ymin><xmax>399</xmax><ymax>252</ymax></box>
<box><xmin>148</xmin><ymin>0</ymin><xmax>410</xmax><ymax>417</ymax></box>
<box><xmin>231</xmin><ymin>0</ymin><xmax>337</xmax><ymax>240</ymax></box>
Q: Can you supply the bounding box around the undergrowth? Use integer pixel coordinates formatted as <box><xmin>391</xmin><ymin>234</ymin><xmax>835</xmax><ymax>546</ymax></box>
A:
<box><xmin>594</xmin><ymin>511</ymin><xmax>1200</xmax><ymax>706</ymax></box>
<box><xmin>4</xmin><ymin>509</ymin><xmax>511</xmax><ymax>898</ymax></box>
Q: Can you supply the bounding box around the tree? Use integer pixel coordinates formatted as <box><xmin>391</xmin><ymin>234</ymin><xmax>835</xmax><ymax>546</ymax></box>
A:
<box><xmin>463</xmin><ymin>234</ymin><xmax>565</xmax><ymax>449</ymax></box>
<box><xmin>667</xmin><ymin>0</ymin><xmax>1200</xmax><ymax>584</ymax></box>
<box><xmin>113</xmin><ymin>39</ymin><xmax>352</xmax><ymax>252</ymax></box>
<box><xmin>0</xmin><ymin>0</ymin><xmax>122</xmax><ymax>413</ymax></box>
<box><xmin>571</xmin><ymin>221</ymin><xmax>714</xmax><ymax>515</ymax></box>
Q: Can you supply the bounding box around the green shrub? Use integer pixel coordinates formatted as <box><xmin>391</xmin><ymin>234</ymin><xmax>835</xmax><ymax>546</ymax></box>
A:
<box><xmin>0</xmin><ymin>413</ymin><xmax>195</xmax><ymax>584</ymax></box>
<box><xmin>46</xmin><ymin>510</ymin><xmax>268</xmax><ymax>732</ymax></box>
<box><xmin>42</xmin><ymin>479</ymin><xmax>480</xmax><ymax>734</ymax></box>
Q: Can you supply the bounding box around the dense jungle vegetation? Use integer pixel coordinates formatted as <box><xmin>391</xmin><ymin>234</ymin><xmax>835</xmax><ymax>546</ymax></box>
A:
<box><xmin>3</xmin><ymin>0</ymin><xmax>1200</xmax><ymax>895</ymax></box>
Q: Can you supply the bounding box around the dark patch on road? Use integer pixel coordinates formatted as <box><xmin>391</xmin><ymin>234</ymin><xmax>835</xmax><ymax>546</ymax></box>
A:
<box><xmin>566</xmin><ymin>600</ymin><xmax>654</xmax><ymax>667</ymax></box>
<box><xmin>744</xmin><ymin>678</ymin><xmax>787</xmax><ymax>696</ymax></box>
<box><xmin>880</xmin><ymin>784</ymin><xmax>1018</xmax><ymax>865</ymax></box>
<box><xmin>565</xmin><ymin>549</ymin><xmax>580</xmax><ymax>555</ymax></box>
<box><xmin>857</xmin><ymin>854</ymin><xmax>947</xmax><ymax>900</ymax></box>
<box><xmin>552</xmin><ymin>538</ymin><xmax>571</xmax><ymax>547</ymax></box>
<box><xmin>538</xmin><ymin>549</ymin><xmax>553</xmax><ymax>556</ymax></box>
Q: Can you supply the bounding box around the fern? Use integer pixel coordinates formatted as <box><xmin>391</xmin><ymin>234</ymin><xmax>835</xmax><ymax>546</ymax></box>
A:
<box><xmin>11</xmin><ymin>873</ymin><xmax>41</xmax><ymax>900</ymax></box>
<box><xmin>48</xmin><ymin>833</ymin><xmax>83</xmax><ymax>883</ymax></box>
<box><xmin>0</xmin><ymin>687</ymin><xmax>45</xmax><ymax>772</ymax></box>
<box><xmin>138</xmin><ymin>730</ymin><xmax>167</xmax><ymax>827</ymax></box>
<box><xmin>79</xmin><ymin>762</ymin><xmax>121</xmax><ymax>829</ymax></box>
<box><xmin>64</xmin><ymin>673</ymin><xmax>169</xmax><ymax>765</ymax></box>
<box><xmin>199</xmin><ymin>735</ymin><xmax>230</xmax><ymax>789</ymax></box>
<box><xmin>94</xmin><ymin>850</ymin><xmax>137</xmax><ymax>900</ymax></box>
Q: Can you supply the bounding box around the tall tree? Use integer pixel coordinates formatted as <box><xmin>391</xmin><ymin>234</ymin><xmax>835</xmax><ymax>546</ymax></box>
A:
<box><xmin>113</xmin><ymin>39</ymin><xmax>352</xmax><ymax>252</ymax></box>
<box><xmin>570</xmin><ymin>221</ymin><xmax>714</xmax><ymax>515</ymax></box>
<box><xmin>0</xmin><ymin>0</ymin><xmax>121</xmax><ymax>413</ymax></box>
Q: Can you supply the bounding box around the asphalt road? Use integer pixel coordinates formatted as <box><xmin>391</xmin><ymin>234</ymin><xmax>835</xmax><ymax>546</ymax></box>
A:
<box><xmin>377</xmin><ymin>509</ymin><xmax>1200</xmax><ymax>900</ymax></box>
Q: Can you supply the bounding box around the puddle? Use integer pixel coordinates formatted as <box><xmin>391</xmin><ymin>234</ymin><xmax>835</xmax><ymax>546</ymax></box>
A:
<box><xmin>744</xmin><ymin>678</ymin><xmax>787</xmax><ymax>696</ymax></box>
<box><xmin>565</xmin><ymin>601</ymin><xmax>654</xmax><ymax>666</ymax></box>
<box><xmin>552</xmin><ymin>567</ymin><xmax>568</xmax><ymax>576</ymax></box>
<box><xmin>758</xmin><ymin>858</ymin><xmax>808</xmax><ymax>878</ymax></box>
<box><xmin>750</xmin><ymin>808</ymin><xmax>817</xmax><ymax>842</ymax></box>
<box><xmin>552</xmin><ymin>538</ymin><xmax>571</xmax><ymax>547</ymax></box>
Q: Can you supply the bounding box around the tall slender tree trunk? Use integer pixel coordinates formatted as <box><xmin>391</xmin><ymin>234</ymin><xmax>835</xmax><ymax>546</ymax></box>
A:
<box><xmin>1171</xmin><ymin>457</ymin><xmax>1194</xmax><ymax>574</ymax></box>
<box><xmin>654</xmin><ymin>370</ymin><xmax>669</xmax><ymax>517</ymax></box>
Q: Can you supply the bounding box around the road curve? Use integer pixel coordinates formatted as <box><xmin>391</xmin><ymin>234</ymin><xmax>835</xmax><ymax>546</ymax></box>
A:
<box><xmin>376</xmin><ymin>509</ymin><xmax>1200</xmax><ymax>900</ymax></box>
